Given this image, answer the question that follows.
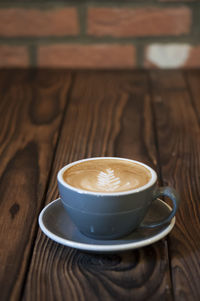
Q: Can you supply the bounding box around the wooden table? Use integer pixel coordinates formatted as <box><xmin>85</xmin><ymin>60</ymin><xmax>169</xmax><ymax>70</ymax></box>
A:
<box><xmin>0</xmin><ymin>70</ymin><xmax>200</xmax><ymax>301</ymax></box>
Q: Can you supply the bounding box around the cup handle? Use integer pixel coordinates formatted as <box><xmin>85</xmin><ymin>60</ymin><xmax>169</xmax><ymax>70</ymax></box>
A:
<box><xmin>140</xmin><ymin>187</ymin><xmax>180</xmax><ymax>228</ymax></box>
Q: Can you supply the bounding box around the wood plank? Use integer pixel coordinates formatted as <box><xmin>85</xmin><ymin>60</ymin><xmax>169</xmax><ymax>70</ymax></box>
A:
<box><xmin>185</xmin><ymin>70</ymin><xmax>200</xmax><ymax>124</ymax></box>
<box><xmin>0</xmin><ymin>70</ymin><xmax>72</xmax><ymax>301</ymax></box>
<box><xmin>23</xmin><ymin>71</ymin><xmax>173</xmax><ymax>301</ymax></box>
<box><xmin>150</xmin><ymin>70</ymin><xmax>200</xmax><ymax>300</ymax></box>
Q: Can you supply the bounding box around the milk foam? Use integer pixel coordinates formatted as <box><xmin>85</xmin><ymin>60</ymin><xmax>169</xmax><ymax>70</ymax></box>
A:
<box><xmin>63</xmin><ymin>159</ymin><xmax>151</xmax><ymax>193</ymax></box>
<box><xmin>97</xmin><ymin>168</ymin><xmax>120</xmax><ymax>191</ymax></box>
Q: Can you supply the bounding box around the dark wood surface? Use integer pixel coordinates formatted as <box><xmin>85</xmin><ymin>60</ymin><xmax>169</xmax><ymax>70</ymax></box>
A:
<box><xmin>0</xmin><ymin>70</ymin><xmax>199</xmax><ymax>301</ymax></box>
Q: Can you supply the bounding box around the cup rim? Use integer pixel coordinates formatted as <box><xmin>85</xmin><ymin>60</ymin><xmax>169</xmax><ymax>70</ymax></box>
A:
<box><xmin>57</xmin><ymin>157</ymin><xmax>157</xmax><ymax>196</ymax></box>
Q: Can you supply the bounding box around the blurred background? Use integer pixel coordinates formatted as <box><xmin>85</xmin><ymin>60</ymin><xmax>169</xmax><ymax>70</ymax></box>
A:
<box><xmin>0</xmin><ymin>0</ymin><xmax>199</xmax><ymax>69</ymax></box>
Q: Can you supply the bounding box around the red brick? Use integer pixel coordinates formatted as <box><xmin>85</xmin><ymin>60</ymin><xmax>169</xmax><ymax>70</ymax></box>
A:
<box><xmin>0</xmin><ymin>8</ymin><xmax>78</xmax><ymax>37</ymax></box>
<box><xmin>87</xmin><ymin>7</ymin><xmax>191</xmax><ymax>37</ymax></box>
<box><xmin>0</xmin><ymin>46</ymin><xmax>29</xmax><ymax>67</ymax></box>
<box><xmin>144</xmin><ymin>44</ymin><xmax>200</xmax><ymax>68</ymax></box>
<box><xmin>38</xmin><ymin>44</ymin><xmax>135</xmax><ymax>68</ymax></box>
<box><xmin>184</xmin><ymin>46</ymin><xmax>200</xmax><ymax>67</ymax></box>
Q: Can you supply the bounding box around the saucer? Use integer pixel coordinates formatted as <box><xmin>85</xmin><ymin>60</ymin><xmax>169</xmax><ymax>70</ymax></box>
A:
<box><xmin>39</xmin><ymin>198</ymin><xmax>175</xmax><ymax>253</ymax></box>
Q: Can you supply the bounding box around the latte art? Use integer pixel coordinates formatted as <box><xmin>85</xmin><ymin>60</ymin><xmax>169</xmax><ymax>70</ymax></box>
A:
<box><xmin>62</xmin><ymin>159</ymin><xmax>151</xmax><ymax>193</ymax></box>
<box><xmin>97</xmin><ymin>168</ymin><xmax>121</xmax><ymax>191</ymax></box>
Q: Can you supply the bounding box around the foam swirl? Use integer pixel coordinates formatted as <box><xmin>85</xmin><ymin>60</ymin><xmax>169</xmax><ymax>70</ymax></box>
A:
<box><xmin>97</xmin><ymin>168</ymin><xmax>120</xmax><ymax>191</ymax></box>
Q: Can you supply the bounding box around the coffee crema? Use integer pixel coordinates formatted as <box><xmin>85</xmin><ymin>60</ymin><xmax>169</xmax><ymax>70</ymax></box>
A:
<box><xmin>62</xmin><ymin>159</ymin><xmax>151</xmax><ymax>193</ymax></box>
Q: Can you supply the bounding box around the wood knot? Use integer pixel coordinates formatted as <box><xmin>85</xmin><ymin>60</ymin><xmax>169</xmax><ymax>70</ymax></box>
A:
<box><xmin>9</xmin><ymin>203</ymin><xmax>20</xmax><ymax>219</ymax></box>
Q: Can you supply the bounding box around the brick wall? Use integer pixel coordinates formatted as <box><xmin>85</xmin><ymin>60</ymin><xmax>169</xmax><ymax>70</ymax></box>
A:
<box><xmin>0</xmin><ymin>0</ymin><xmax>199</xmax><ymax>69</ymax></box>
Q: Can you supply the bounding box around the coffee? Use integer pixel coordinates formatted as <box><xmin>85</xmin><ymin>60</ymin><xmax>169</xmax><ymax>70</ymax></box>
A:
<box><xmin>62</xmin><ymin>158</ymin><xmax>151</xmax><ymax>193</ymax></box>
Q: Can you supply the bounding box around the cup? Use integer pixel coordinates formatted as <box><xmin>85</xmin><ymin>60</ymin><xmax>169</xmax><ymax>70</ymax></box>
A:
<box><xmin>57</xmin><ymin>157</ymin><xmax>180</xmax><ymax>239</ymax></box>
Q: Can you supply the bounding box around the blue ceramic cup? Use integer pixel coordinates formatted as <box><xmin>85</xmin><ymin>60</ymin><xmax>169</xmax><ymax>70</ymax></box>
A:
<box><xmin>57</xmin><ymin>157</ymin><xmax>180</xmax><ymax>239</ymax></box>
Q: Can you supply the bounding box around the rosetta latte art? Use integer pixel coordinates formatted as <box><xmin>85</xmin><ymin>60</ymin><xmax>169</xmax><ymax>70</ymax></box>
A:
<box><xmin>63</xmin><ymin>159</ymin><xmax>151</xmax><ymax>193</ymax></box>
<box><xmin>97</xmin><ymin>168</ymin><xmax>121</xmax><ymax>191</ymax></box>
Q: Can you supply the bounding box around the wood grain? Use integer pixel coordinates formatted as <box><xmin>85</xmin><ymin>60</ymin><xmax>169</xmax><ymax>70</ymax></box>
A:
<box><xmin>150</xmin><ymin>70</ymin><xmax>200</xmax><ymax>300</ymax></box>
<box><xmin>0</xmin><ymin>70</ymin><xmax>71</xmax><ymax>301</ymax></box>
<box><xmin>23</xmin><ymin>71</ymin><xmax>173</xmax><ymax>301</ymax></box>
<box><xmin>185</xmin><ymin>70</ymin><xmax>200</xmax><ymax>125</ymax></box>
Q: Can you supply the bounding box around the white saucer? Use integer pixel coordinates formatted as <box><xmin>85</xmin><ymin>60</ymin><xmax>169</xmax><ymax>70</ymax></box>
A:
<box><xmin>39</xmin><ymin>198</ymin><xmax>175</xmax><ymax>253</ymax></box>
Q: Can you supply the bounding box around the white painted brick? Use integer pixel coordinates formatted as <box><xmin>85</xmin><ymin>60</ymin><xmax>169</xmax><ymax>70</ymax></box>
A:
<box><xmin>146</xmin><ymin>44</ymin><xmax>191</xmax><ymax>68</ymax></box>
